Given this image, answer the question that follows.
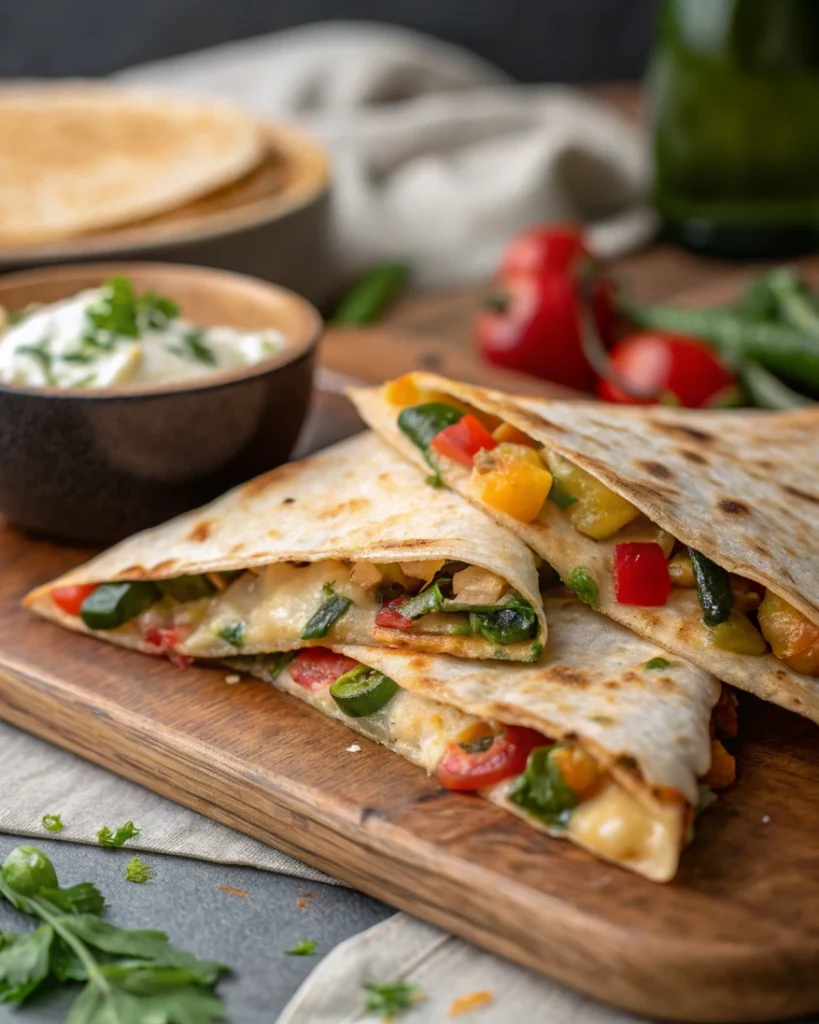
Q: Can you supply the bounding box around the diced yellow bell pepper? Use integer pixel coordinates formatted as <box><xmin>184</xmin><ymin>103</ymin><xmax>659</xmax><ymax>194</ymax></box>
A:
<box><xmin>706</xmin><ymin>610</ymin><xmax>767</xmax><ymax>657</ymax></box>
<box><xmin>385</xmin><ymin>374</ymin><xmax>421</xmax><ymax>406</ymax></box>
<box><xmin>492</xmin><ymin>421</ymin><xmax>536</xmax><ymax>447</ymax></box>
<box><xmin>544</xmin><ymin>451</ymin><xmax>640</xmax><ymax>540</ymax></box>
<box><xmin>757</xmin><ymin>590</ymin><xmax>819</xmax><ymax>675</ymax></box>
<box><xmin>703</xmin><ymin>739</ymin><xmax>736</xmax><ymax>789</ymax></box>
<box><xmin>550</xmin><ymin>745</ymin><xmax>602</xmax><ymax>799</ymax></box>
<box><xmin>469</xmin><ymin>443</ymin><xmax>552</xmax><ymax>522</ymax></box>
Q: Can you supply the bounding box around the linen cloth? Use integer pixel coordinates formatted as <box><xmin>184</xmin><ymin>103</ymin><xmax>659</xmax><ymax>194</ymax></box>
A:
<box><xmin>119</xmin><ymin>20</ymin><xmax>655</xmax><ymax>288</ymax></box>
<box><xmin>278</xmin><ymin>913</ymin><xmax>642</xmax><ymax>1024</ymax></box>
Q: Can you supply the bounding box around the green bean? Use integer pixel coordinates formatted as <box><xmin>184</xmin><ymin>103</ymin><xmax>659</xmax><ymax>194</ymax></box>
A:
<box><xmin>625</xmin><ymin>303</ymin><xmax>819</xmax><ymax>391</ymax></box>
<box><xmin>332</xmin><ymin>264</ymin><xmax>410</xmax><ymax>325</ymax></box>
<box><xmin>740</xmin><ymin>361</ymin><xmax>815</xmax><ymax>410</ymax></box>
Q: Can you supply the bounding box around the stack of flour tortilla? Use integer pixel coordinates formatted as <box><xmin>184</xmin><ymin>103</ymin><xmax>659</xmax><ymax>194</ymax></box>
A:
<box><xmin>0</xmin><ymin>83</ymin><xmax>265</xmax><ymax>248</ymax></box>
<box><xmin>30</xmin><ymin>376</ymin><xmax>819</xmax><ymax>883</ymax></box>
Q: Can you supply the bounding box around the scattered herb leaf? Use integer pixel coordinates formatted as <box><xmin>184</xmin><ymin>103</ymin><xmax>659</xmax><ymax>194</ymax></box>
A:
<box><xmin>178</xmin><ymin>328</ymin><xmax>217</xmax><ymax>366</ymax></box>
<box><xmin>286</xmin><ymin>940</ymin><xmax>317</xmax><ymax>956</ymax></box>
<box><xmin>124</xmin><ymin>857</ymin><xmax>155</xmax><ymax>884</ymax></box>
<box><xmin>41</xmin><ymin>814</ymin><xmax>63</xmax><ymax>834</ymax></box>
<box><xmin>0</xmin><ymin>844</ymin><xmax>228</xmax><ymax>1019</ymax></box>
<box><xmin>16</xmin><ymin>340</ymin><xmax>55</xmax><ymax>385</ymax></box>
<box><xmin>97</xmin><ymin>821</ymin><xmax>140</xmax><ymax>848</ymax></box>
<box><xmin>644</xmin><ymin>657</ymin><xmax>672</xmax><ymax>670</ymax></box>
<box><xmin>363</xmin><ymin>979</ymin><xmax>424</xmax><ymax>1019</ymax></box>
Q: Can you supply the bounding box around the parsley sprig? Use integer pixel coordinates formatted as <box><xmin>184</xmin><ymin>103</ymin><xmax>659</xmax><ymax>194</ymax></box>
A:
<box><xmin>85</xmin><ymin>277</ymin><xmax>179</xmax><ymax>339</ymax></box>
<box><xmin>0</xmin><ymin>844</ymin><xmax>228</xmax><ymax>1020</ymax></box>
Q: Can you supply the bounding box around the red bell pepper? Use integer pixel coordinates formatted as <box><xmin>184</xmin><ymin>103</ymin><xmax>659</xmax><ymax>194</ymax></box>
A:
<box><xmin>51</xmin><ymin>584</ymin><xmax>98</xmax><ymax>616</ymax></box>
<box><xmin>375</xmin><ymin>597</ymin><xmax>414</xmax><ymax>632</ymax></box>
<box><xmin>437</xmin><ymin>725</ymin><xmax>549</xmax><ymax>791</ymax></box>
<box><xmin>429</xmin><ymin>414</ymin><xmax>497</xmax><ymax>468</ymax></box>
<box><xmin>613</xmin><ymin>542</ymin><xmax>671</xmax><ymax>606</ymax></box>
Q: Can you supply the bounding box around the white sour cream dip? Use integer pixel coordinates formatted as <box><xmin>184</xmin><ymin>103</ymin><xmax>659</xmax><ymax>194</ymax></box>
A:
<box><xmin>0</xmin><ymin>278</ymin><xmax>287</xmax><ymax>390</ymax></box>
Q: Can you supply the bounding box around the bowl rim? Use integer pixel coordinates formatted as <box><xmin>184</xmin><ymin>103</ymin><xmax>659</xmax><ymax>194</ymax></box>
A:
<box><xmin>0</xmin><ymin>260</ymin><xmax>323</xmax><ymax>400</ymax></box>
<box><xmin>0</xmin><ymin>120</ymin><xmax>332</xmax><ymax>265</ymax></box>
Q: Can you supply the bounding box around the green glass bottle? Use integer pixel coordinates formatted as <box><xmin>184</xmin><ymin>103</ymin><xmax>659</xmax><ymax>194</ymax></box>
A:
<box><xmin>651</xmin><ymin>0</ymin><xmax>819</xmax><ymax>256</ymax></box>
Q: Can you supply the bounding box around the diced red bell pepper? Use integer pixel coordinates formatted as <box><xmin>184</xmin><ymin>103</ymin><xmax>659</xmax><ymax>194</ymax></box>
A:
<box><xmin>613</xmin><ymin>542</ymin><xmax>671</xmax><ymax>606</ymax></box>
<box><xmin>289</xmin><ymin>648</ymin><xmax>358</xmax><ymax>690</ymax></box>
<box><xmin>437</xmin><ymin>725</ymin><xmax>549</xmax><ymax>791</ymax></box>
<box><xmin>51</xmin><ymin>583</ymin><xmax>98</xmax><ymax>616</ymax></box>
<box><xmin>143</xmin><ymin>625</ymin><xmax>194</xmax><ymax>669</ymax></box>
<box><xmin>430</xmin><ymin>415</ymin><xmax>497</xmax><ymax>468</ymax></box>
<box><xmin>375</xmin><ymin>597</ymin><xmax>414</xmax><ymax>632</ymax></box>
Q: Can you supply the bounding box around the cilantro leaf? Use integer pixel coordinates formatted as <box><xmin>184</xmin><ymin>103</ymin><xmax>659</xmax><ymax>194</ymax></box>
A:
<box><xmin>0</xmin><ymin>844</ymin><xmax>229</xmax><ymax>1021</ymax></box>
<box><xmin>97</xmin><ymin>821</ymin><xmax>141</xmax><ymax>848</ymax></box>
<box><xmin>644</xmin><ymin>657</ymin><xmax>672</xmax><ymax>671</ymax></box>
<box><xmin>216</xmin><ymin>621</ymin><xmax>246</xmax><ymax>648</ymax></box>
<box><xmin>286</xmin><ymin>939</ymin><xmax>316</xmax><ymax>956</ymax></box>
<box><xmin>41</xmin><ymin>813</ymin><xmax>63</xmax><ymax>833</ymax></box>
<box><xmin>363</xmin><ymin>979</ymin><xmax>424</xmax><ymax>1019</ymax></box>
<box><xmin>175</xmin><ymin>328</ymin><xmax>217</xmax><ymax>366</ymax></box>
<box><xmin>124</xmin><ymin>857</ymin><xmax>155</xmax><ymax>884</ymax></box>
<box><xmin>0</xmin><ymin>926</ymin><xmax>54</xmax><ymax>1003</ymax></box>
<box><xmin>85</xmin><ymin>276</ymin><xmax>179</xmax><ymax>340</ymax></box>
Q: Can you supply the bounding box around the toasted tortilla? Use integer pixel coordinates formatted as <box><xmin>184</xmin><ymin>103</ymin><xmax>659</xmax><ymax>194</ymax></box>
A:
<box><xmin>239</xmin><ymin>595</ymin><xmax>720</xmax><ymax>882</ymax></box>
<box><xmin>352</xmin><ymin>374</ymin><xmax>819</xmax><ymax>723</ymax></box>
<box><xmin>26</xmin><ymin>432</ymin><xmax>546</xmax><ymax>661</ymax></box>
<box><xmin>0</xmin><ymin>83</ymin><xmax>263</xmax><ymax>246</ymax></box>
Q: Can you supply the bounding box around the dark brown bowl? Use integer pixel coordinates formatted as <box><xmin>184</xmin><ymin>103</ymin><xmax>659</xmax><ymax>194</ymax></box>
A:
<box><xmin>0</xmin><ymin>262</ymin><xmax>321</xmax><ymax>544</ymax></box>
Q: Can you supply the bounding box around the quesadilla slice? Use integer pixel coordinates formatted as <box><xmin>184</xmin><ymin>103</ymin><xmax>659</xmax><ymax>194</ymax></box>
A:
<box><xmin>352</xmin><ymin>373</ymin><xmax>819</xmax><ymax>723</ymax></box>
<box><xmin>25</xmin><ymin>432</ymin><xmax>546</xmax><ymax>662</ymax></box>
<box><xmin>228</xmin><ymin>595</ymin><xmax>731</xmax><ymax>882</ymax></box>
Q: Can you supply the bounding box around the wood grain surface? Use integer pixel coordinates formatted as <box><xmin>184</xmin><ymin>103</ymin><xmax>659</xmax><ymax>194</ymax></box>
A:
<box><xmin>3</xmin><ymin>202</ymin><xmax>819</xmax><ymax>1020</ymax></box>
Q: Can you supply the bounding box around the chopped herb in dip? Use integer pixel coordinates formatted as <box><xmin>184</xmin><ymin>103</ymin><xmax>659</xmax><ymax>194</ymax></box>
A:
<box><xmin>0</xmin><ymin>276</ymin><xmax>287</xmax><ymax>390</ymax></box>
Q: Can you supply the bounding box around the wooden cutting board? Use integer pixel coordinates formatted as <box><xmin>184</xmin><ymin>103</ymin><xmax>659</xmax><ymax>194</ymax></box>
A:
<box><xmin>1</xmin><ymin>327</ymin><xmax>818</xmax><ymax>1021</ymax></box>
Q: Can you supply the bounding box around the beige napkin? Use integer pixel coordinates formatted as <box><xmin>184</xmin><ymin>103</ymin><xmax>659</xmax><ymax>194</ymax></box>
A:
<box><xmin>119</xmin><ymin>20</ymin><xmax>655</xmax><ymax>288</ymax></box>
<box><xmin>0</xmin><ymin>719</ymin><xmax>335</xmax><ymax>884</ymax></box>
<box><xmin>278</xmin><ymin>913</ymin><xmax>643</xmax><ymax>1024</ymax></box>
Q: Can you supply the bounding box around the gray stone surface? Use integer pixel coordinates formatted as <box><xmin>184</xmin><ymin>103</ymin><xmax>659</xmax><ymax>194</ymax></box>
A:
<box><xmin>0</xmin><ymin>835</ymin><xmax>393</xmax><ymax>1023</ymax></box>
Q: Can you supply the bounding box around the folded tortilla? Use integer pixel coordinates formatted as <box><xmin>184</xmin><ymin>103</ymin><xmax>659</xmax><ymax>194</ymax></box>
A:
<box><xmin>232</xmin><ymin>594</ymin><xmax>725</xmax><ymax>882</ymax></box>
<box><xmin>26</xmin><ymin>432</ymin><xmax>546</xmax><ymax>662</ymax></box>
<box><xmin>352</xmin><ymin>373</ymin><xmax>819</xmax><ymax>723</ymax></box>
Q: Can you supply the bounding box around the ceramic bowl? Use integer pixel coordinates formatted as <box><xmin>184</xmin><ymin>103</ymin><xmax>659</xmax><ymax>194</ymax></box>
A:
<box><xmin>0</xmin><ymin>262</ymin><xmax>321</xmax><ymax>544</ymax></box>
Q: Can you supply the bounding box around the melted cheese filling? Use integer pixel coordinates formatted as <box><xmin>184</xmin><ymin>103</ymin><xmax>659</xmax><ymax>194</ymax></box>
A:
<box><xmin>246</xmin><ymin>657</ymin><xmax>685</xmax><ymax>881</ymax></box>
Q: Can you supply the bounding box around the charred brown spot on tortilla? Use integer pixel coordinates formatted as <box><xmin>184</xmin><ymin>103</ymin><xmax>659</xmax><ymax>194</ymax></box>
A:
<box><xmin>603</xmin><ymin>680</ymin><xmax>620</xmax><ymax>690</ymax></box>
<box><xmin>718</xmin><ymin>499</ymin><xmax>750</xmax><ymax>516</ymax></box>
<box><xmin>638</xmin><ymin>460</ymin><xmax>674</xmax><ymax>481</ymax></box>
<box><xmin>240</xmin><ymin>459</ymin><xmax>303</xmax><ymax>497</ymax></box>
<box><xmin>282</xmin><ymin>497</ymin><xmax>295</xmax><ymax>505</ymax></box>
<box><xmin>187</xmin><ymin>520</ymin><xmax>212</xmax><ymax>543</ymax></box>
<box><xmin>622</xmin><ymin>671</ymin><xmax>638</xmax><ymax>683</ymax></box>
<box><xmin>317</xmin><ymin>497</ymin><xmax>370</xmax><ymax>520</ymax></box>
<box><xmin>680</xmin><ymin>449</ymin><xmax>707</xmax><ymax>465</ymax></box>
<box><xmin>783</xmin><ymin>484</ymin><xmax>819</xmax><ymax>505</ymax></box>
<box><xmin>228</xmin><ymin>543</ymin><xmax>245</xmax><ymax>555</ymax></box>
<box><xmin>546</xmin><ymin>666</ymin><xmax>590</xmax><ymax>686</ymax></box>
<box><xmin>661</xmin><ymin>423</ymin><xmax>714</xmax><ymax>444</ymax></box>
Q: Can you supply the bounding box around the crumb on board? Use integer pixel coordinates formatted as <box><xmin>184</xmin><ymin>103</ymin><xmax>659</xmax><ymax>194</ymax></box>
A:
<box><xmin>347</xmin><ymin>743</ymin><xmax>362</xmax><ymax>752</ymax></box>
<box><xmin>224</xmin><ymin>674</ymin><xmax>241</xmax><ymax>684</ymax></box>
<box><xmin>296</xmin><ymin>890</ymin><xmax>316</xmax><ymax>910</ymax></box>
<box><xmin>218</xmin><ymin>885</ymin><xmax>248</xmax><ymax>898</ymax></box>
<box><xmin>762</xmin><ymin>814</ymin><xmax>771</xmax><ymax>824</ymax></box>
<box><xmin>447</xmin><ymin>991</ymin><xmax>494</xmax><ymax>1016</ymax></box>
